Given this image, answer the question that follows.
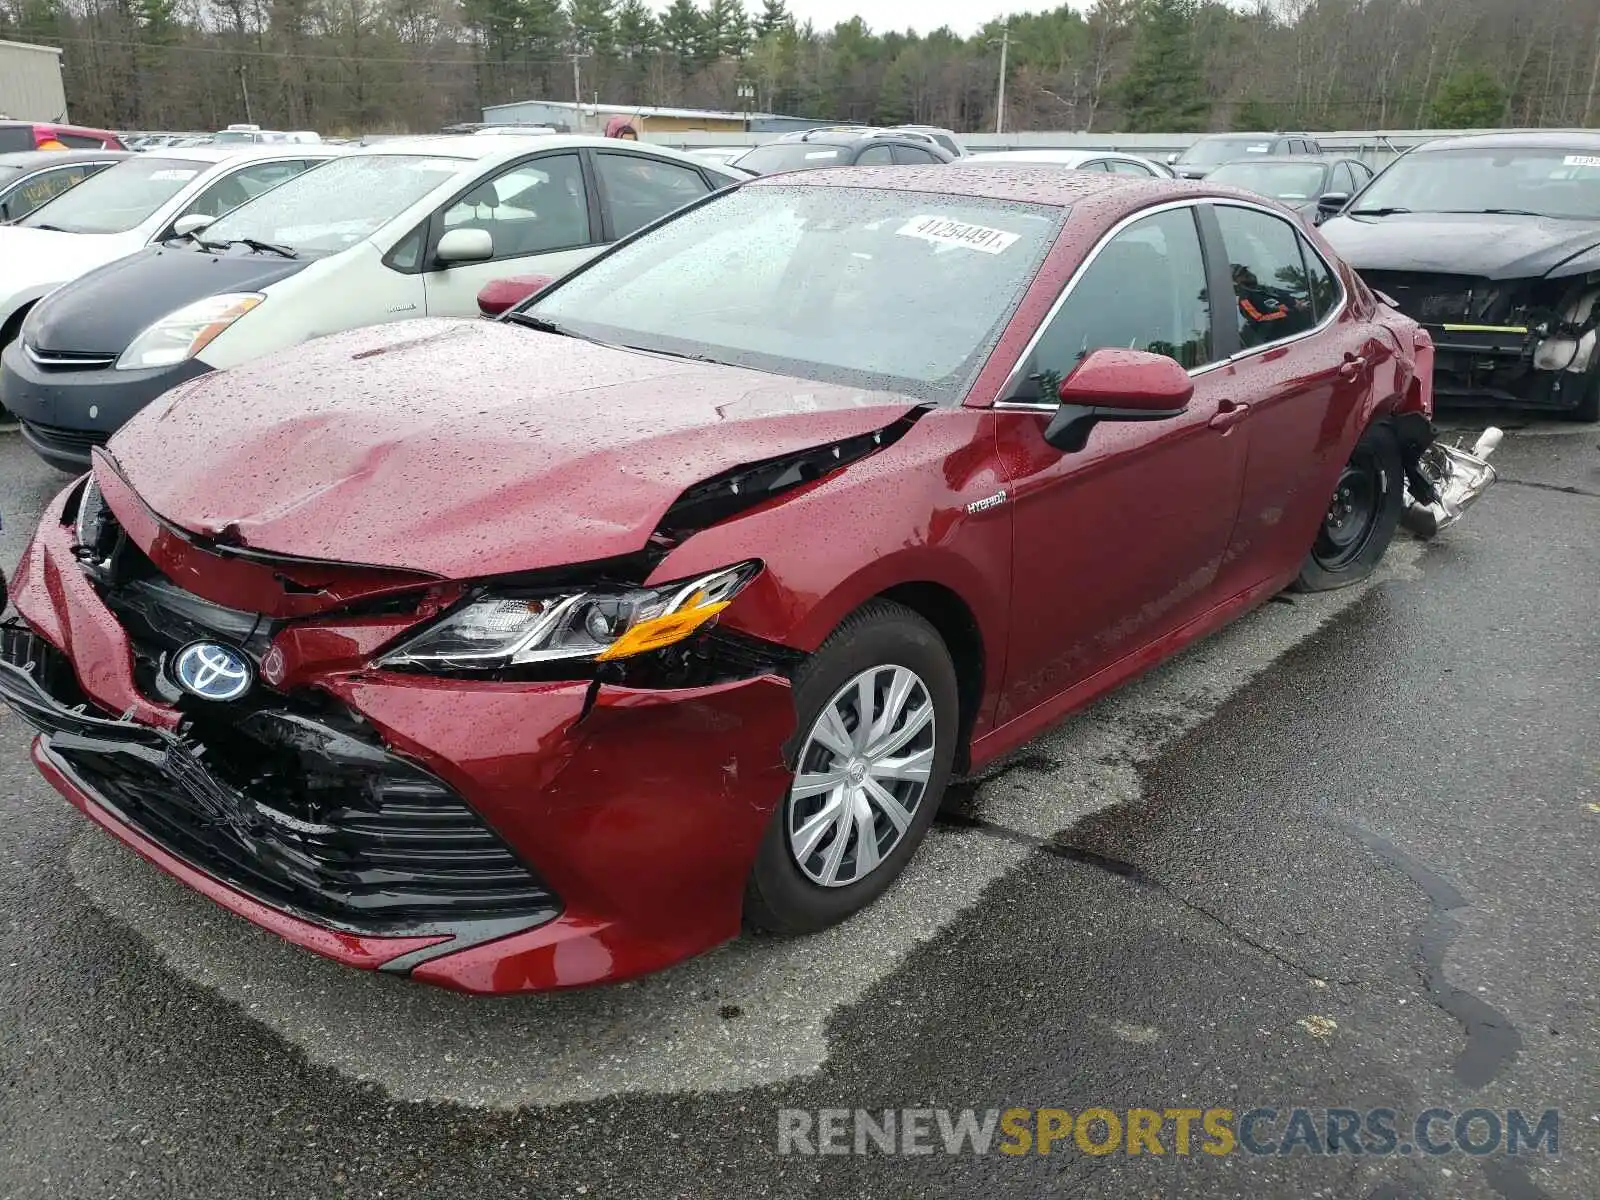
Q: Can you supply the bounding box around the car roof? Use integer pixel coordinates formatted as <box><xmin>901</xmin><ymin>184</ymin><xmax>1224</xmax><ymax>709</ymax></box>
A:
<box><xmin>955</xmin><ymin>149</ymin><xmax>1148</xmax><ymax>166</ymax></box>
<box><xmin>342</xmin><ymin>133</ymin><xmax>727</xmax><ymax>172</ymax></box>
<box><xmin>0</xmin><ymin>149</ymin><xmax>135</xmax><ymax>170</ymax></box>
<box><xmin>1210</xmin><ymin>154</ymin><xmax>1341</xmax><ymax>166</ymax></box>
<box><xmin>748</xmin><ymin>164</ymin><xmax>1175</xmax><ymax>207</ymax></box>
<box><xmin>0</xmin><ymin>119</ymin><xmax>119</xmax><ymax>136</ymax></box>
<box><xmin>1411</xmin><ymin>130</ymin><xmax>1600</xmax><ymax>154</ymax></box>
<box><xmin>772</xmin><ymin>127</ymin><xmax>934</xmax><ymax>145</ymax></box>
<box><xmin>133</xmin><ymin>143</ymin><xmax>344</xmax><ymax>164</ymax></box>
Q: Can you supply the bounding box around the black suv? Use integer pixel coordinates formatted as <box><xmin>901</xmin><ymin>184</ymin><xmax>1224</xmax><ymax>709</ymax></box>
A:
<box><xmin>1169</xmin><ymin>132</ymin><xmax>1323</xmax><ymax>180</ymax></box>
<box><xmin>732</xmin><ymin>127</ymin><xmax>955</xmax><ymax>175</ymax></box>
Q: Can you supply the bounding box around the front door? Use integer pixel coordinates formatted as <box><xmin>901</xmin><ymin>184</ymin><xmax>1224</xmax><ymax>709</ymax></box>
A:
<box><xmin>998</xmin><ymin>204</ymin><xmax>1249</xmax><ymax>723</ymax></box>
<box><xmin>422</xmin><ymin>151</ymin><xmax>605</xmax><ymax>317</ymax></box>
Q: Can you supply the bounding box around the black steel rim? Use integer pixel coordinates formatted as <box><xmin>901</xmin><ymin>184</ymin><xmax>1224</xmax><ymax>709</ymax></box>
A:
<box><xmin>1313</xmin><ymin>450</ymin><xmax>1382</xmax><ymax>569</ymax></box>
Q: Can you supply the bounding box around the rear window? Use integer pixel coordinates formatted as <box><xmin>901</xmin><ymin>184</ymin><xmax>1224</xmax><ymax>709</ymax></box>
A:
<box><xmin>734</xmin><ymin>143</ymin><xmax>847</xmax><ymax>175</ymax></box>
<box><xmin>0</xmin><ymin>126</ymin><xmax>34</xmax><ymax>152</ymax></box>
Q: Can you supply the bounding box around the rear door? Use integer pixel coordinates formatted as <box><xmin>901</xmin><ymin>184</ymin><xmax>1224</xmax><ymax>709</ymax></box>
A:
<box><xmin>996</xmin><ymin>203</ymin><xmax>1249</xmax><ymax>719</ymax></box>
<box><xmin>1205</xmin><ymin>201</ymin><xmax>1387</xmax><ymax>592</ymax></box>
<box><xmin>422</xmin><ymin>150</ymin><xmax>603</xmax><ymax>316</ymax></box>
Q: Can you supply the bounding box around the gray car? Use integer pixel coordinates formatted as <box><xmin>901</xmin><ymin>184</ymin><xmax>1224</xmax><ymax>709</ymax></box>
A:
<box><xmin>0</xmin><ymin>149</ymin><xmax>131</xmax><ymax>222</ymax></box>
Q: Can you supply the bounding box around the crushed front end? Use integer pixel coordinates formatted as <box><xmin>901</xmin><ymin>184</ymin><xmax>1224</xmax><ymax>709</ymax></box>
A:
<box><xmin>1363</xmin><ymin>268</ymin><xmax>1600</xmax><ymax>413</ymax></box>
<box><xmin>0</xmin><ymin>461</ymin><xmax>801</xmax><ymax>992</ymax></box>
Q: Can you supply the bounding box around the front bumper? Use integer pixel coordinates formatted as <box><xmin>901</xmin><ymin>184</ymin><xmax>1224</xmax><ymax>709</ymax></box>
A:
<box><xmin>0</xmin><ymin>338</ymin><xmax>210</xmax><ymax>471</ymax></box>
<box><xmin>2</xmin><ymin>490</ymin><xmax>798</xmax><ymax>992</ymax></box>
<box><xmin>1420</xmin><ymin>325</ymin><xmax>1594</xmax><ymax>411</ymax></box>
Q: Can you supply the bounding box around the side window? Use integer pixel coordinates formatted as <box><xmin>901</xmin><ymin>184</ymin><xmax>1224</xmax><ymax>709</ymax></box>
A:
<box><xmin>1214</xmin><ymin>205</ymin><xmax>1319</xmax><ymax>349</ymax></box>
<box><xmin>1297</xmin><ymin>234</ymin><xmax>1342</xmax><ymax>321</ymax></box>
<box><xmin>443</xmin><ymin>152</ymin><xmax>592</xmax><ymax>259</ymax></box>
<box><xmin>183</xmin><ymin>160</ymin><xmax>314</xmax><ymax>220</ymax></box>
<box><xmin>1330</xmin><ymin>163</ymin><xmax>1356</xmax><ymax>195</ymax></box>
<box><xmin>891</xmin><ymin>144</ymin><xmax>941</xmax><ymax>165</ymax></box>
<box><xmin>1021</xmin><ymin>206</ymin><xmax>1213</xmax><ymax>398</ymax></box>
<box><xmin>855</xmin><ymin>144</ymin><xmax>895</xmax><ymax>166</ymax></box>
<box><xmin>57</xmin><ymin>133</ymin><xmax>106</xmax><ymax>149</ymax></box>
<box><xmin>1078</xmin><ymin>160</ymin><xmax>1111</xmax><ymax>172</ymax></box>
<box><xmin>387</xmin><ymin>225</ymin><xmax>425</xmax><ymax>272</ymax></box>
<box><xmin>594</xmin><ymin>152</ymin><xmax>709</xmax><ymax>239</ymax></box>
<box><xmin>1109</xmin><ymin>159</ymin><xmax>1155</xmax><ymax>176</ymax></box>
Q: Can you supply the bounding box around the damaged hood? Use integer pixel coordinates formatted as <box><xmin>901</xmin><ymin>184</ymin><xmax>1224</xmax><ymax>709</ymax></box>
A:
<box><xmin>1321</xmin><ymin>211</ymin><xmax>1600</xmax><ymax>279</ymax></box>
<box><xmin>106</xmin><ymin>318</ymin><xmax>923</xmax><ymax>578</ymax></box>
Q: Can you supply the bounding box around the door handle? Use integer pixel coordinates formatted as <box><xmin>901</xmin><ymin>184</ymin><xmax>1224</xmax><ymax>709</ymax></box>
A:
<box><xmin>1209</xmin><ymin>400</ymin><xmax>1251</xmax><ymax>431</ymax></box>
<box><xmin>1339</xmin><ymin>353</ymin><xmax>1368</xmax><ymax>380</ymax></box>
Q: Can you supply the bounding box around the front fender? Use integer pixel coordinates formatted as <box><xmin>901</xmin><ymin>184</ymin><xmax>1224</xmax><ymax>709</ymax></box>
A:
<box><xmin>645</xmin><ymin>407</ymin><xmax>1012</xmax><ymax>742</ymax></box>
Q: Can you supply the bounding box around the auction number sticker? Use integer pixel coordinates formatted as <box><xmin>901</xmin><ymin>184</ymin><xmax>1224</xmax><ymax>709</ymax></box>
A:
<box><xmin>1562</xmin><ymin>154</ymin><xmax>1600</xmax><ymax>167</ymax></box>
<box><xmin>896</xmin><ymin>214</ymin><xmax>1020</xmax><ymax>254</ymax></box>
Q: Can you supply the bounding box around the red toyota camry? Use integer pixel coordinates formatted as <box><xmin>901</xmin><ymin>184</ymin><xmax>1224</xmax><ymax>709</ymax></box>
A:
<box><xmin>0</xmin><ymin>168</ymin><xmax>1477</xmax><ymax>993</ymax></box>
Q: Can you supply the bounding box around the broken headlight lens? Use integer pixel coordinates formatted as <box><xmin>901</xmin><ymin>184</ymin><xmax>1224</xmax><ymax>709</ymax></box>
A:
<box><xmin>375</xmin><ymin>561</ymin><xmax>762</xmax><ymax>671</ymax></box>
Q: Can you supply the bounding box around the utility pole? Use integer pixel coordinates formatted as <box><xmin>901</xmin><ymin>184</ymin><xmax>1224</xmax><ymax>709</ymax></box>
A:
<box><xmin>993</xmin><ymin>28</ymin><xmax>1009</xmax><ymax>135</ymax></box>
<box><xmin>569</xmin><ymin>50</ymin><xmax>589</xmax><ymax>129</ymax></box>
<box><xmin>239</xmin><ymin>64</ymin><xmax>253</xmax><ymax>124</ymax></box>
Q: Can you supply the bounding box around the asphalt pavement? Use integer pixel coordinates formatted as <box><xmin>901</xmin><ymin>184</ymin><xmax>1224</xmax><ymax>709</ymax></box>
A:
<box><xmin>0</xmin><ymin>414</ymin><xmax>1594</xmax><ymax>1200</ymax></box>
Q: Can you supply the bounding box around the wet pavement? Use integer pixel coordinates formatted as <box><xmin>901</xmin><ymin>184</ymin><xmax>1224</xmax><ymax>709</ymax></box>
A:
<box><xmin>0</xmin><ymin>415</ymin><xmax>1595</xmax><ymax>1199</ymax></box>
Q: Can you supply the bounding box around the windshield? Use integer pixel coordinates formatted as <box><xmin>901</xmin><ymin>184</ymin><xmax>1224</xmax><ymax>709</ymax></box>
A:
<box><xmin>1352</xmin><ymin>148</ymin><xmax>1600</xmax><ymax>219</ymax></box>
<box><xmin>1178</xmin><ymin>137</ymin><xmax>1274</xmax><ymax>168</ymax></box>
<box><xmin>525</xmin><ymin>185</ymin><xmax>1061</xmax><ymax>401</ymax></box>
<box><xmin>201</xmin><ymin>154</ymin><xmax>464</xmax><ymax>256</ymax></box>
<box><xmin>20</xmin><ymin>156</ymin><xmax>200</xmax><ymax>233</ymax></box>
<box><xmin>1206</xmin><ymin>161</ymin><xmax>1329</xmax><ymax>201</ymax></box>
<box><xmin>734</xmin><ymin>143</ymin><xmax>848</xmax><ymax>175</ymax></box>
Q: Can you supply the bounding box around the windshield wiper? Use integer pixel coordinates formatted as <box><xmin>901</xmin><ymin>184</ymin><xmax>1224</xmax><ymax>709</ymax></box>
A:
<box><xmin>27</xmin><ymin>222</ymin><xmax>71</xmax><ymax>232</ymax></box>
<box><xmin>1347</xmin><ymin>206</ymin><xmax>1412</xmax><ymax>217</ymax></box>
<box><xmin>505</xmin><ymin>312</ymin><xmax>575</xmax><ymax>336</ymax></box>
<box><xmin>1454</xmin><ymin>207</ymin><xmax>1542</xmax><ymax>217</ymax></box>
<box><xmin>223</xmin><ymin>237</ymin><xmax>298</xmax><ymax>259</ymax></box>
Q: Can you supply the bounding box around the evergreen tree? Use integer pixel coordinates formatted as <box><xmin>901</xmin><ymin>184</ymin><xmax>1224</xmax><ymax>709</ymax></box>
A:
<box><xmin>567</xmin><ymin>0</ymin><xmax>617</xmax><ymax>57</ymax></box>
<box><xmin>1427</xmin><ymin>65</ymin><xmax>1507</xmax><ymax>128</ymax></box>
<box><xmin>659</xmin><ymin>0</ymin><xmax>706</xmax><ymax>68</ymax></box>
<box><xmin>614</xmin><ymin>0</ymin><xmax>658</xmax><ymax>58</ymax></box>
<box><xmin>1117</xmin><ymin>0</ymin><xmax>1210</xmax><ymax>132</ymax></box>
<box><xmin>753</xmin><ymin>0</ymin><xmax>790</xmax><ymax>39</ymax></box>
<box><xmin>703</xmin><ymin>0</ymin><xmax>751</xmax><ymax>61</ymax></box>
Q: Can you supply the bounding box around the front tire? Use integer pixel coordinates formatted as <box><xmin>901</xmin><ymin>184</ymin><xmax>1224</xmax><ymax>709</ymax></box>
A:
<box><xmin>745</xmin><ymin>600</ymin><xmax>958</xmax><ymax>934</ymax></box>
<box><xmin>1292</xmin><ymin>421</ymin><xmax>1403</xmax><ymax>592</ymax></box>
<box><xmin>1566</xmin><ymin>360</ymin><xmax>1600</xmax><ymax>423</ymax></box>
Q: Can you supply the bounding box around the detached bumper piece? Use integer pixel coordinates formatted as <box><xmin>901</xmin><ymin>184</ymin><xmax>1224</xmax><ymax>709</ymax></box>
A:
<box><xmin>1402</xmin><ymin>427</ymin><xmax>1502</xmax><ymax>539</ymax></box>
<box><xmin>0</xmin><ymin>625</ymin><xmax>561</xmax><ymax>949</ymax></box>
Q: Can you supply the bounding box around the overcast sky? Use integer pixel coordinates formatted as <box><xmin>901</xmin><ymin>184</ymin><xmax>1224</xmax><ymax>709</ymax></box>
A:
<box><xmin>784</xmin><ymin>0</ymin><xmax>1055</xmax><ymax>37</ymax></box>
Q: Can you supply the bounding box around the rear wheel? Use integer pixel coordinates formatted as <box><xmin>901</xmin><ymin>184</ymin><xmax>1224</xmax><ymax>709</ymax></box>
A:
<box><xmin>1292</xmin><ymin>421</ymin><xmax>1403</xmax><ymax>592</ymax></box>
<box><xmin>745</xmin><ymin>600</ymin><xmax>958</xmax><ymax>934</ymax></box>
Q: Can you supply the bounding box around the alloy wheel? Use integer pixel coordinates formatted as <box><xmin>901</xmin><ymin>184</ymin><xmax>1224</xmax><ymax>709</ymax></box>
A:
<box><xmin>787</xmin><ymin>664</ymin><xmax>936</xmax><ymax>888</ymax></box>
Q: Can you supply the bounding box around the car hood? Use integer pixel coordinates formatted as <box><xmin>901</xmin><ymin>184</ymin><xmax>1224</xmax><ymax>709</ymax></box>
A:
<box><xmin>0</xmin><ymin>226</ymin><xmax>134</xmax><ymax>300</ymax></box>
<box><xmin>106</xmin><ymin>319</ymin><xmax>924</xmax><ymax>578</ymax></box>
<box><xmin>1319</xmin><ymin>212</ymin><xmax>1600</xmax><ymax>279</ymax></box>
<box><xmin>25</xmin><ymin>244</ymin><xmax>310</xmax><ymax>354</ymax></box>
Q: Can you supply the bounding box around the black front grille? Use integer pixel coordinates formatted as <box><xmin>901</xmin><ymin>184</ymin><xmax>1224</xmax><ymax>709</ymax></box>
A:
<box><xmin>1361</xmin><ymin>271</ymin><xmax>1509</xmax><ymax>325</ymax></box>
<box><xmin>25</xmin><ymin>346</ymin><xmax>117</xmax><ymax>372</ymax></box>
<box><xmin>22</xmin><ymin>421</ymin><xmax>107</xmax><ymax>453</ymax></box>
<box><xmin>14</xmin><ymin>633</ymin><xmax>559</xmax><ymax>937</ymax></box>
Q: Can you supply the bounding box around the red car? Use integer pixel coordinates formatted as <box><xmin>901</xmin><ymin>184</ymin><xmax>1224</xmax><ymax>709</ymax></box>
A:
<box><xmin>0</xmin><ymin>169</ymin><xmax>1489</xmax><ymax>993</ymax></box>
<box><xmin>0</xmin><ymin>120</ymin><xmax>127</xmax><ymax>152</ymax></box>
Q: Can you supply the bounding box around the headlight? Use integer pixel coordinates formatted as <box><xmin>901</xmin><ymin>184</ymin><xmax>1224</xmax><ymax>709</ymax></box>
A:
<box><xmin>376</xmin><ymin>561</ymin><xmax>762</xmax><ymax>671</ymax></box>
<box><xmin>115</xmin><ymin>292</ymin><xmax>263</xmax><ymax>370</ymax></box>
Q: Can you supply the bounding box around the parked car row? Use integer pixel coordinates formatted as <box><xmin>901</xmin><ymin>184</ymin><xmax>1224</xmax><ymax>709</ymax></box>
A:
<box><xmin>0</xmin><ymin>134</ymin><xmax>1504</xmax><ymax>993</ymax></box>
<box><xmin>0</xmin><ymin>135</ymin><xmax>740</xmax><ymax>462</ymax></box>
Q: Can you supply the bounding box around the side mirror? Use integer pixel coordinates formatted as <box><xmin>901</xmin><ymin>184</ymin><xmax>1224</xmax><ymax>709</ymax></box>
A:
<box><xmin>436</xmin><ymin>227</ymin><xmax>494</xmax><ymax>266</ymax></box>
<box><xmin>1166</xmin><ymin>152</ymin><xmax>1178</xmax><ymax>165</ymax></box>
<box><xmin>477</xmin><ymin>273</ymin><xmax>555</xmax><ymax>317</ymax></box>
<box><xmin>1042</xmin><ymin>348</ymin><xmax>1193</xmax><ymax>453</ymax></box>
<box><xmin>172</xmin><ymin>212</ymin><xmax>214</xmax><ymax>238</ymax></box>
<box><xmin>1316</xmin><ymin>191</ymin><xmax>1350</xmax><ymax>213</ymax></box>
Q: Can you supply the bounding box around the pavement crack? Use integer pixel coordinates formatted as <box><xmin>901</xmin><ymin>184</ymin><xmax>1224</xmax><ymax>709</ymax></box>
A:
<box><xmin>1342</xmin><ymin>822</ymin><xmax>1523</xmax><ymax>1087</ymax></box>
<box><xmin>934</xmin><ymin>809</ymin><xmax>1353</xmax><ymax>987</ymax></box>
<box><xmin>1497</xmin><ymin>476</ymin><xmax>1600</xmax><ymax>499</ymax></box>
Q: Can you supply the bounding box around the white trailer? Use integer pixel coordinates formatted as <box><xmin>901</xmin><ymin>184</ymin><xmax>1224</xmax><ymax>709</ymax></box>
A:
<box><xmin>0</xmin><ymin>39</ymin><xmax>68</xmax><ymax>122</ymax></box>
